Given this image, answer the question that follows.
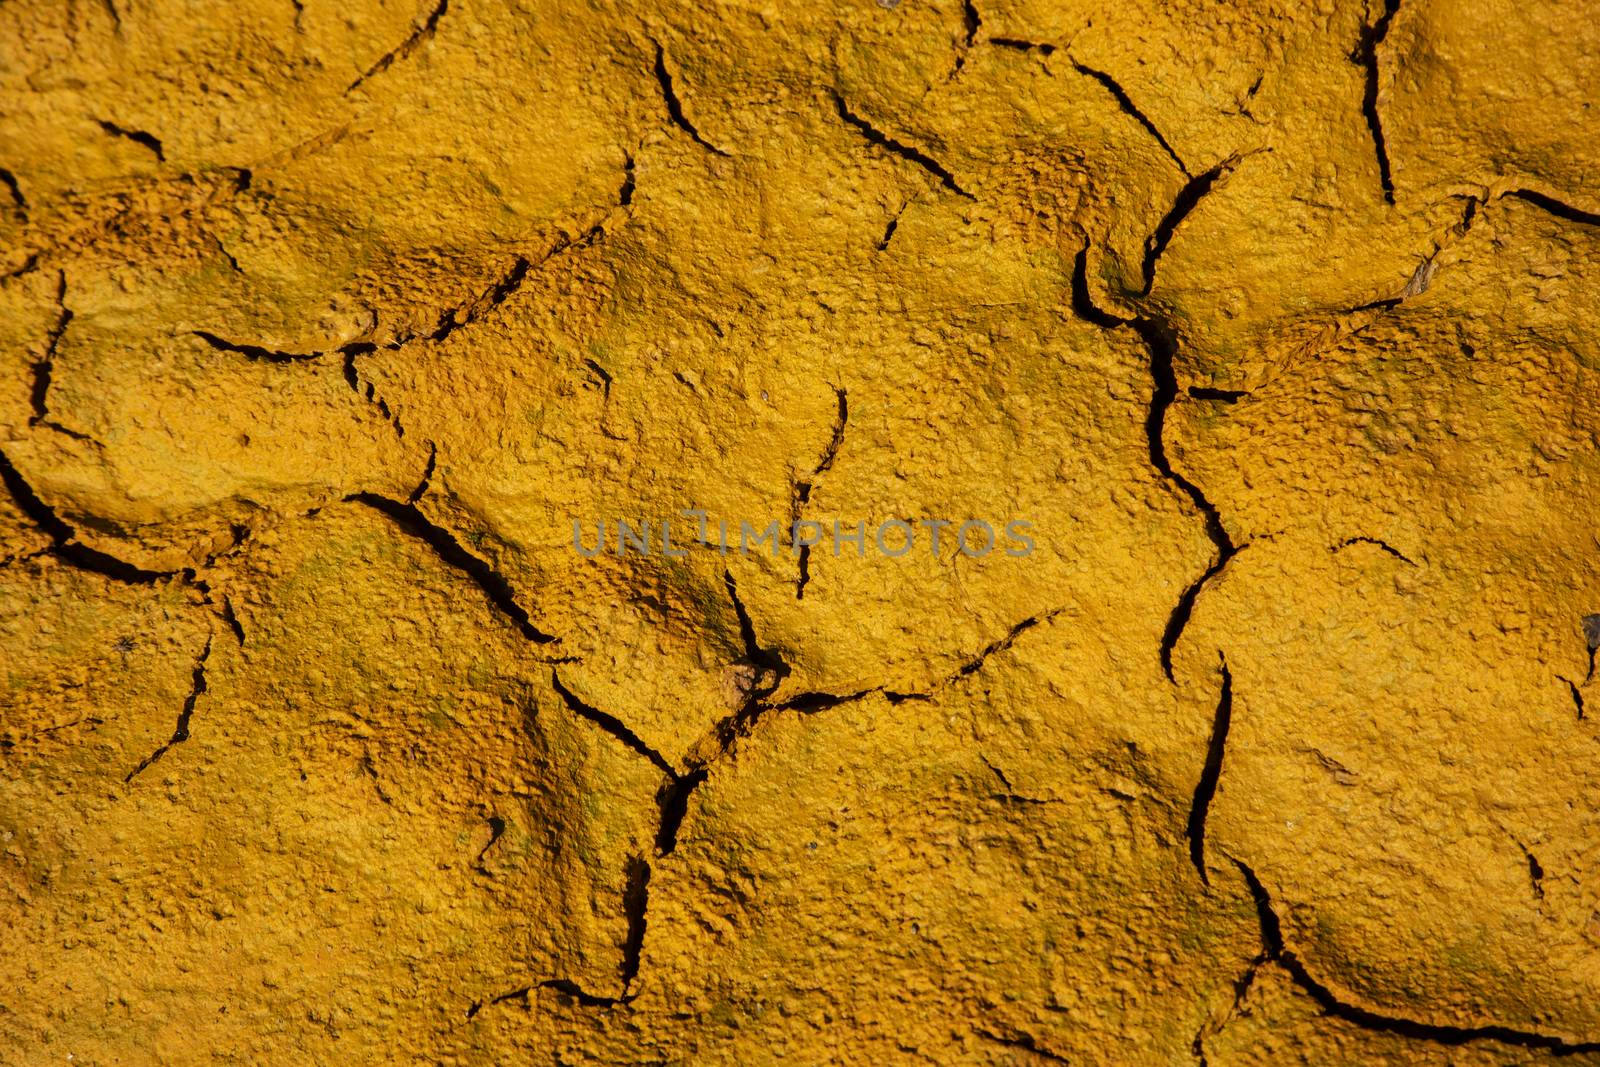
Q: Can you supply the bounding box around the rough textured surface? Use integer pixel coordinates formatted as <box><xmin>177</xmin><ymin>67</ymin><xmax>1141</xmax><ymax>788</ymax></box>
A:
<box><xmin>2</xmin><ymin>0</ymin><xmax>1599</xmax><ymax>1063</ymax></box>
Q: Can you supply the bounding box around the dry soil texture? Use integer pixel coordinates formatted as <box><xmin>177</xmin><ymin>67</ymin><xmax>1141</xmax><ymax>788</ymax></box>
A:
<box><xmin>3</xmin><ymin>0</ymin><xmax>1600</xmax><ymax>1064</ymax></box>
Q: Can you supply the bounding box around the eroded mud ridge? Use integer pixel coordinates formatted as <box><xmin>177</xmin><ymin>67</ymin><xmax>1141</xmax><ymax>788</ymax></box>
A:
<box><xmin>2</xmin><ymin>1</ymin><xmax>1599</xmax><ymax>1064</ymax></box>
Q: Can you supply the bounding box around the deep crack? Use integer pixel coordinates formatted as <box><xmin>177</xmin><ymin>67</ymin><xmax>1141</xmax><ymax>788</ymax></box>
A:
<box><xmin>94</xmin><ymin>119</ymin><xmax>164</xmax><ymax>162</ymax></box>
<box><xmin>0</xmin><ymin>448</ymin><xmax>176</xmax><ymax>584</ymax></box>
<box><xmin>1131</xmin><ymin>316</ymin><xmax>1237</xmax><ymax>558</ymax></box>
<box><xmin>1138</xmin><ymin>156</ymin><xmax>1239</xmax><ymax>297</ymax></box>
<box><xmin>0</xmin><ymin>167</ymin><xmax>26</xmax><ymax>222</ymax></box>
<box><xmin>347</xmin><ymin>493</ymin><xmax>558</xmax><ymax>644</ymax></box>
<box><xmin>651</xmin><ymin>41</ymin><xmax>729</xmax><ymax>156</ymax></box>
<box><xmin>1069</xmin><ymin>60</ymin><xmax>1190</xmax><ymax>177</ymax></box>
<box><xmin>1185</xmin><ymin>655</ymin><xmax>1232</xmax><ymax>884</ymax></box>
<box><xmin>619</xmin><ymin>856</ymin><xmax>651</xmax><ymax>990</ymax></box>
<box><xmin>1071</xmin><ymin>242</ymin><xmax>1240</xmax><ymax>678</ymax></box>
<box><xmin>1161</xmin><ymin>548</ymin><xmax>1245</xmax><ymax>681</ymax></box>
<box><xmin>654</xmin><ymin>768</ymin><xmax>708</xmax><ymax>855</ymax></box>
<box><xmin>990</xmin><ymin>37</ymin><xmax>1056</xmax><ymax>55</ymax></box>
<box><xmin>1563</xmin><ymin>677</ymin><xmax>1586</xmax><ymax>720</ymax></box>
<box><xmin>28</xmin><ymin>271</ymin><xmax>72</xmax><ymax>427</ymax></box>
<box><xmin>193</xmin><ymin>330</ymin><xmax>320</xmax><ymax>364</ymax></box>
<box><xmin>1352</xmin><ymin>0</ymin><xmax>1401</xmax><ymax>204</ymax></box>
<box><xmin>1505</xmin><ymin>188</ymin><xmax>1600</xmax><ymax>229</ymax></box>
<box><xmin>550</xmin><ymin>670</ymin><xmax>676</xmax><ymax>777</ymax></box>
<box><xmin>1188</xmin><ymin>386</ymin><xmax>1249</xmax><ymax>402</ymax></box>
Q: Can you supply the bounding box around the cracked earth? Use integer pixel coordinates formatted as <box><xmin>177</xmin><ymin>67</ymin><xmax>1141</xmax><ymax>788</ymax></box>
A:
<box><xmin>2</xmin><ymin>0</ymin><xmax>1600</xmax><ymax>1063</ymax></box>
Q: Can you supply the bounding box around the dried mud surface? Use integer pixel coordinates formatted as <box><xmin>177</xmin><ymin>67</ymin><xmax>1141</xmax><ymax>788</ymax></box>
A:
<box><xmin>3</xmin><ymin>0</ymin><xmax>1600</xmax><ymax>1063</ymax></box>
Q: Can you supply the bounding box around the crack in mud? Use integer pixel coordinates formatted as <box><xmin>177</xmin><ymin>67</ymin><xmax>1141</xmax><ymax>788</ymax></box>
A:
<box><xmin>831</xmin><ymin>90</ymin><xmax>973</xmax><ymax>199</ymax></box>
<box><xmin>1068</xmin><ymin>60</ymin><xmax>1190</xmax><ymax>177</ymax></box>
<box><xmin>551</xmin><ymin>669</ymin><xmax>675</xmax><ymax>776</ymax></box>
<box><xmin>1185</xmin><ymin>655</ymin><xmax>1232</xmax><ymax>883</ymax></box>
<box><xmin>1138</xmin><ymin>156</ymin><xmax>1241</xmax><ymax>298</ymax></box>
<box><xmin>697</xmin><ymin>569</ymin><xmax>792</xmax><ymax>755</ymax></box>
<box><xmin>1188</xmin><ymin>386</ymin><xmax>1248</xmax><ymax>402</ymax></box>
<box><xmin>1070</xmin><ymin>242</ymin><xmax>1238</xmax><ymax>680</ymax></box>
<box><xmin>1233</xmin><ymin>858</ymin><xmax>1600</xmax><ymax>1051</ymax></box>
<box><xmin>792</xmin><ymin>388</ymin><xmax>848</xmax><ymax>599</ymax></box>
<box><xmin>347</xmin><ymin>493</ymin><xmax>558</xmax><ymax>644</ymax></box>
<box><xmin>193</xmin><ymin>330</ymin><xmax>321</xmax><ymax>364</ymax></box>
<box><xmin>651</xmin><ymin>41</ymin><xmax>728</xmax><ymax>156</ymax></box>
<box><xmin>949</xmin><ymin>0</ymin><xmax>981</xmax><ymax>76</ymax></box>
<box><xmin>1352</xmin><ymin>0</ymin><xmax>1401</xmax><ymax>203</ymax></box>
<box><xmin>1335</xmin><ymin>535</ymin><xmax>1417</xmax><ymax>565</ymax></box>
<box><xmin>620</xmin><ymin>561</ymin><xmax>1053</xmax><ymax>996</ymax></box>
<box><xmin>1160</xmin><ymin>546</ymin><xmax>1247</xmax><ymax>682</ymax></box>
<box><xmin>348</xmin><ymin>0</ymin><xmax>448</xmax><ymax>92</ymax></box>
<box><xmin>473</xmin><ymin>814</ymin><xmax>507</xmax><ymax>874</ymax></box>
<box><xmin>1505</xmin><ymin>187</ymin><xmax>1600</xmax><ymax>228</ymax></box>
<box><xmin>126</xmin><ymin>636</ymin><xmax>211</xmax><ymax>782</ymax></box>
<box><xmin>1191</xmin><ymin>949</ymin><xmax>1267</xmax><ymax>1064</ymax></box>
<box><xmin>93</xmin><ymin>119</ymin><xmax>165</xmax><ymax>162</ymax></box>
<box><xmin>28</xmin><ymin>271</ymin><xmax>78</xmax><ymax>439</ymax></box>
<box><xmin>0</xmin><ymin>448</ymin><xmax>177</xmax><ymax>584</ymax></box>
<box><xmin>0</xmin><ymin>167</ymin><xmax>26</xmax><ymax>223</ymax></box>
<box><xmin>653</xmin><ymin>767</ymin><xmax>708</xmax><ymax>855</ymax></box>
<box><xmin>407</xmin><ymin>442</ymin><xmax>438</xmax><ymax>504</ymax></box>
<box><xmin>220</xmin><ymin>596</ymin><xmax>247</xmax><ymax>645</ymax></box>
<box><xmin>875</xmin><ymin>202</ymin><xmax>908</xmax><ymax>251</ymax></box>
<box><xmin>990</xmin><ymin>37</ymin><xmax>1055</xmax><ymax>55</ymax></box>
<box><xmin>618</xmin><ymin>856</ymin><xmax>651</xmax><ymax>990</ymax></box>
<box><xmin>194</xmin><ymin>191</ymin><xmax>628</xmax><ymax>439</ymax></box>
<box><xmin>975</xmin><ymin>1025</ymin><xmax>1072</xmax><ymax>1063</ymax></box>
